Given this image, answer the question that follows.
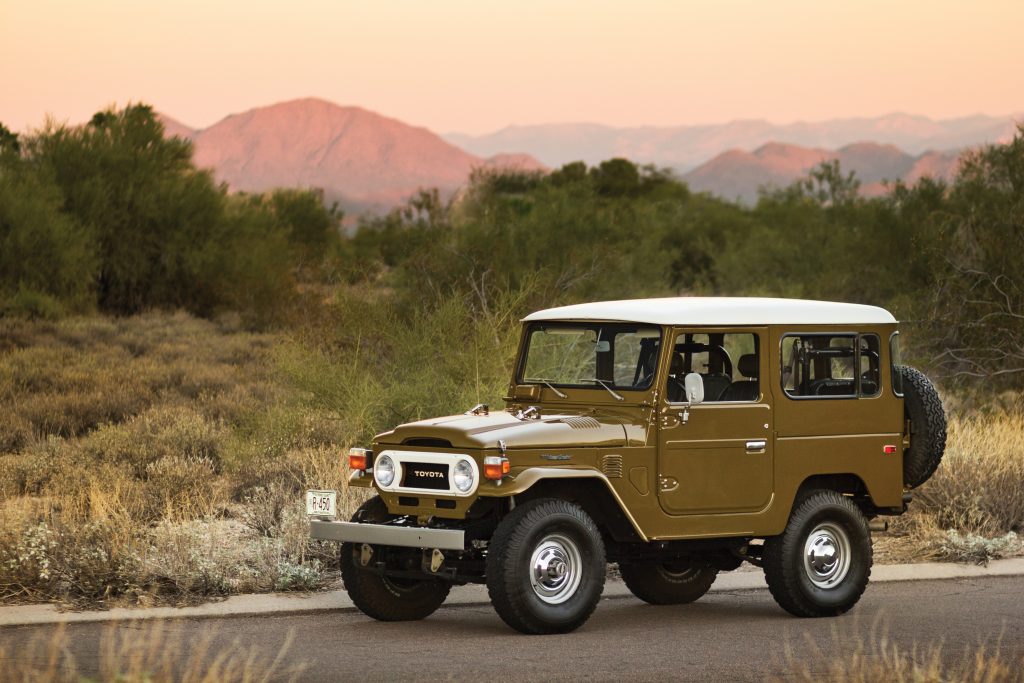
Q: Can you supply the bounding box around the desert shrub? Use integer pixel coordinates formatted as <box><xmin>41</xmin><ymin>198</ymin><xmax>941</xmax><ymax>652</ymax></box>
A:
<box><xmin>140</xmin><ymin>518</ymin><xmax>324</xmax><ymax>597</ymax></box>
<box><xmin>1</xmin><ymin>287</ymin><xmax>66</xmax><ymax>320</ymax></box>
<box><xmin>914</xmin><ymin>412</ymin><xmax>1024</xmax><ymax>535</ymax></box>
<box><xmin>144</xmin><ymin>455</ymin><xmax>223</xmax><ymax>521</ymax></box>
<box><xmin>0</xmin><ymin>406</ymin><xmax>34</xmax><ymax>454</ymax></box>
<box><xmin>937</xmin><ymin>530</ymin><xmax>1022</xmax><ymax>565</ymax></box>
<box><xmin>0</xmin><ymin>520</ymin><xmax>141</xmax><ymax>605</ymax></box>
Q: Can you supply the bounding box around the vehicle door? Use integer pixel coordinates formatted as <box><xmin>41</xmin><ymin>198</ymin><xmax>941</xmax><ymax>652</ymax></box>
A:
<box><xmin>656</xmin><ymin>328</ymin><xmax>774</xmax><ymax>515</ymax></box>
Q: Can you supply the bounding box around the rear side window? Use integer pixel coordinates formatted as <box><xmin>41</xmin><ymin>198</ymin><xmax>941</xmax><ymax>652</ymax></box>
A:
<box><xmin>782</xmin><ymin>333</ymin><xmax>881</xmax><ymax>399</ymax></box>
<box><xmin>890</xmin><ymin>332</ymin><xmax>903</xmax><ymax>397</ymax></box>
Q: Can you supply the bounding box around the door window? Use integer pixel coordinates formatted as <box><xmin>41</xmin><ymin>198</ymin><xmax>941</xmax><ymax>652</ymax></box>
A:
<box><xmin>665</xmin><ymin>332</ymin><xmax>760</xmax><ymax>403</ymax></box>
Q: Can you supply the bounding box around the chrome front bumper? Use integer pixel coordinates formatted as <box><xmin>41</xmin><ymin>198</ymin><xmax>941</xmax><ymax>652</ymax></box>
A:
<box><xmin>309</xmin><ymin>520</ymin><xmax>465</xmax><ymax>551</ymax></box>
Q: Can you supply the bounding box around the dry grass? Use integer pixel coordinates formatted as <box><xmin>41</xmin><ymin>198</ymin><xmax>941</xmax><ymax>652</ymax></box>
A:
<box><xmin>0</xmin><ymin>621</ymin><xmax>304</xmax><ymax>682</ymax></box>
<box><xmin>776</xmin><ymin>632</ymin><xmax>1024</xmax><ymax>683</ymax></box>
<box><xmin>0</xmin><ymin>313</ymin><xmax>364</xmax><ymax>608</ymax></box>
<box><xmin>879</xmin><ymin>407</ymin><xmax>1024</xmax><ymax>564</ymax></box>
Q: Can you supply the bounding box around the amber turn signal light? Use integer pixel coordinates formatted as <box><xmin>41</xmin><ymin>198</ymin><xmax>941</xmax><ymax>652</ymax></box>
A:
<box><xmin>483</xmin><ymin>455</ymin><xmax>510</xmax><ymax>480</ymax></box>
<box><xmin>348</xmin><ymin>447</ymin><xmax>371</xmax><ymax>471</ymax></box>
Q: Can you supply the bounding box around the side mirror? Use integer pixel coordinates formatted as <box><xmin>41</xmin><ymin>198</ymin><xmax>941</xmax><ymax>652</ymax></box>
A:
<box><xmin>684</xmin><ymin>372</ymin><xmax>704</xmax><ymax>404</ymax></box>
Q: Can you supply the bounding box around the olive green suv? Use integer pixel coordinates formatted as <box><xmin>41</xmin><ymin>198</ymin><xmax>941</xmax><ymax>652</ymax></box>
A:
<box><xmin>307</xmin><ymin>297</ymin><xmax>946</xmax><ymax>634</ymax></box>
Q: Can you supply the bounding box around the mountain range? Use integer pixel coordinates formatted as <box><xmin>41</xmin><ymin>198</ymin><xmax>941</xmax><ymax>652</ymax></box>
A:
<box><xmin>158</xmin><ymin>98</ymin><xmax>1020</xmax><ymax>210</ymax></box>
<box><xmin>158</xmin><ymin>98</ymin><xmax>544</xmax><ymax>211</ymax></box>
<box><xmin>446</xmin><ymin>113</ymin><xmax>1019</xmax><ymax>172</ymax></box>
<box><xmin>682</xmin><ymin>142</ymin><xmax>963</xmax><ymax>204</ymax></box>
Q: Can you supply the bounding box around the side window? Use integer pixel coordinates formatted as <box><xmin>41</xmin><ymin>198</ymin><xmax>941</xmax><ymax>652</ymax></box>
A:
<box><xmin>666</xmin><ymin>332</ymin><xmax>759</xmax><ymax>403</ymax></box>
<box><xmin>890</xmin><ymin>332</ymin><xmax>903</xmax><ymax>397</ymax></box>
<box><xmin>860</xmin><ymin>335</ymin><xmax>881</xmax><ymax>397</ymax></box>
<box><xmin>782</xmin><ymin>333</ymin><xmax>881</xmax><ymax>399</ymax></box>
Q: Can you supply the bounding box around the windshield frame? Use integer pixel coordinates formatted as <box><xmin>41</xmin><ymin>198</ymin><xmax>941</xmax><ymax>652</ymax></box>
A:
<box><xmin>515</xmin><ymin>321</ymin><xmax>663</xmax><ymax>393</ymax></box>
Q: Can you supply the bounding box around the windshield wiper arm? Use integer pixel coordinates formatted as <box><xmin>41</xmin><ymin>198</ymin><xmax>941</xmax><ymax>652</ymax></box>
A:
<box><xmin>525</xmin><ymin>378</ymin><xmax>567</xmax><ymax>399</ymax></box>
<box><xmin>579</xmin><ymin>378</ymin><xmax>624</xmax><ymax>402</ymax></box>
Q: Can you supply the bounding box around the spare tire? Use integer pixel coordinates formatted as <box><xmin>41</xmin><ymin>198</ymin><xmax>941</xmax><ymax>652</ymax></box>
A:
<box><xmin>897</xmin><ymin>365</ymin><xmax>946</xmax><ymax>488</ymax></box>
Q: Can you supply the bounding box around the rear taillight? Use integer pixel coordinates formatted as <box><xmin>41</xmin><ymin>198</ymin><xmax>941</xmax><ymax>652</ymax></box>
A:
<box><xmin>348</xmin><ymin>447</ymin><xmax>371</xmax><ymax>471</ymax></box>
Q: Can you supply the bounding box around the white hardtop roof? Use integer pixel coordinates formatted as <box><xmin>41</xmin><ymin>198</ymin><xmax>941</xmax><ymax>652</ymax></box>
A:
<box><xmin>523</xmin><ymin>297</ymin><xmax>897</xmax><ymax>326</ymax></box>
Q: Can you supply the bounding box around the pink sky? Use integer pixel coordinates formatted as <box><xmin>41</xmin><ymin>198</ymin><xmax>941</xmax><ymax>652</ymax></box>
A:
<box><xmin>2</xmin><ymin>0</ymin><xmax>1022</xmax><ymax>135</ymax></box>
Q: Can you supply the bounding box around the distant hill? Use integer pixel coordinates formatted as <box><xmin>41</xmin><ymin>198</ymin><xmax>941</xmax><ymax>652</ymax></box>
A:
<box><xmin>446</xmin><ymin>113</ymin><xmax>1018</xmax><ymax>172</ymax></box>
<box><xmin>155</xmin><ymin>99</ymin><xmax>1013</xmax><ymax>210</ymax></box>
<box><xmin>158</xmin><ymin>98</ymin><xmax>545</xmax><ymax>210</ymax></box>
<box><xmin>682</xmin><ymin>142</ymin><xmax>962</xmax><ymax>203</ymax></box>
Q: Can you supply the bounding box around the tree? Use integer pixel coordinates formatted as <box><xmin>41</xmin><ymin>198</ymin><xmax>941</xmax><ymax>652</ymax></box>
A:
<box><xmin>921</xmin><ymin>127</ymin><xmax>1024</xmax><ymax>386</ymax></box>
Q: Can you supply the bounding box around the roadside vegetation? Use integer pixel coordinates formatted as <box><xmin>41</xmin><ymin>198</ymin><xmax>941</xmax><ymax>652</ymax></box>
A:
<box><xmin>0</xmin><ymin>621</ymin><xmax>304</xmax><ymax>682</ymax></box>
<box><xmin>777</xmin><ymin>634</ymin><xmax>1024</xmax><ymax>683</ymax></box>
<box><xmin>1</xmin><ymin>106</ymin><xmax>1023</xmax><ymax>608</ymax></box>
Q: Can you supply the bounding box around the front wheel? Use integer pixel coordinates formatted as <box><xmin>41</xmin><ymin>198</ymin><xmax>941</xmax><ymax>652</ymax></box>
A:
<box><xmin>340</xmin><ymin>496</ymin><xmax>450</xmax><ymax>621</ymax></box>
<box><xmin>763</xmin><ymin>490</ymin><xmax>872</xmax><ymax>618</ymax></box>
<box><xmin>486</xmin><ymin>498</ymin><xmax>606</xmax><ymax>634</ymax></box>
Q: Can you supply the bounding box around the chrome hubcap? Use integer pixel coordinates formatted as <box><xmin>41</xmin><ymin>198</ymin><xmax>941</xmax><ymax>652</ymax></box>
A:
<box><xmin>803</xmin><ymin>522</ymin><xmax>852</xmax><ymax>589</ymax></box>
<box><xmin>529</xmin><ymin>534</ymin><xmax>582</xmax><ymax>604</ymax></box>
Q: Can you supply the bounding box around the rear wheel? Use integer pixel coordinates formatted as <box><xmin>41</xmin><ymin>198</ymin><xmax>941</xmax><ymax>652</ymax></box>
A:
<box><xmin>620</xmin><ymin>561</ymin><xmax>718</xmax><ymax>605</ymax></box>
<box><xmin>486</xmin><ymin>498</ymin><xmax>606</xmax><ymax>634</ymax></box>
<box><xmin>340</xmin><ymin>496</ymin><xmax>450</xmax><ymax>622</ymax></box>
<box><xmin>763</xmin><ymin>490</ymin><xmax>872</xmax><ymax>618</ymax></box>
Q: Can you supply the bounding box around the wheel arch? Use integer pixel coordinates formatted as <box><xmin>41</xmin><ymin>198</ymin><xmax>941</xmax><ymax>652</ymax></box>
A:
<box><xmin>508</xmin><ymin>469</ymin><xmax>647</xmax><ymax>544</ymax></box>
<box><xmin>792</xmin><ymin>473</ymin><xmax>879</xmax><ymax>514</ymax></box>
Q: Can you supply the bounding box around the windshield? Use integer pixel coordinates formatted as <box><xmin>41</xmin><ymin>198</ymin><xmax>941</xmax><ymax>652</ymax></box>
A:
<box><xmin>518</xmin><ymin>323</ymin><xmax>662</xmax><ymax>391</ymax></box>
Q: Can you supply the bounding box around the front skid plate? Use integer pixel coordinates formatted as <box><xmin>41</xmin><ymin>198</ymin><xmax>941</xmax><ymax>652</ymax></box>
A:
<box><xmin>310</xmin><ymin>520</ymin><xmax>465</xmax><ymax>550</ymax></box>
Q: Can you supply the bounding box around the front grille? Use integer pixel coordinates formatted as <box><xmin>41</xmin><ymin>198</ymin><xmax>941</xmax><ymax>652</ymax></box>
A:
<box><xmin>401</xmin><ymin>461</ymin><xmax>449</xmax><ymax>490</ymax></box>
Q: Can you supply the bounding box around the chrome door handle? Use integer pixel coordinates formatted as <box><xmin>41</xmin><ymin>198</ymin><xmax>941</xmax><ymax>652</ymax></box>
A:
<box><xmin>746</xmin><ymin>440</ymin><xmax>766</xmax><ymax>452</ymax></box>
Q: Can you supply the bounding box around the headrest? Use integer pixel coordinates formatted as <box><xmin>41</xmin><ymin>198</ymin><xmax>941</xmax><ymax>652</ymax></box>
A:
<box><xmin>738</xmin><ymin>354</ymin><xmax>758</xmax><ymax>378</ymax></box>
<box><xmin>669</xmin><ymin>352</ymin><xmax>684</xmax><ymax>376</ymax></box>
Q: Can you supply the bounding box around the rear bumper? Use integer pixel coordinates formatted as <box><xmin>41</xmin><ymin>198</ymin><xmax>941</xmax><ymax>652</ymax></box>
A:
<box><xmin>309</xmin><ymin>520</ymin><xmax>465</xmax><ymax>551</ymax></box>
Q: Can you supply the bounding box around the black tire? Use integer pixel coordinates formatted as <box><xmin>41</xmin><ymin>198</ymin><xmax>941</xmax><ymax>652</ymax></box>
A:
<box><xmin>619</xmin><ymin>561</ymin><xmax>718</xmax><ymax>605</ymax></box>
<box><xmin>340</xmin><ymin>496</ymin><xmax>450</xmax><ymax>622</ymax></box>
<box><xmin>763</xmin><ymin>490</ymin><xmax>872</xmax><ymax>618</ymax></box>
<box><xmin>898</xmin><ymin>365</ymin><xmax>947</xmax><ymax>489</ymax></box>
<box><xmin>486</xmin><ymin>498</ymin><xmax>606</xmax><ymax>634</ymax></box>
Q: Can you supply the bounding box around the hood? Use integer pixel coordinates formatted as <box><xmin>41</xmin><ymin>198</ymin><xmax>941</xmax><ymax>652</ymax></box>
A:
<box><xmin>376</xmin><ymin>409</ymin><xmax>631</xmax><ymax>450</ymax></box>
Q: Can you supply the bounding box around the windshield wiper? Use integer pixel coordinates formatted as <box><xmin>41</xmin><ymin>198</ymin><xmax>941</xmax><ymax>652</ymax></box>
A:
<box><xmin>525</xmin><ymin>378</ymin><xmax>567</xmax><ymax>399</ymax></box>
<box><xmin>579</xmin><ymin>378</ymin><xmax>624</xmax><ymax>402</ymax></box>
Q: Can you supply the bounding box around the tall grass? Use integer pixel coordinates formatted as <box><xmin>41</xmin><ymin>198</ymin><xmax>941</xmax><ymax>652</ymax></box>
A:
<box><xmin>0</xmin><ymin>314</ymin><xmax>354</xmax><ymax>607</ymax></box>
<box><xmin>777</xmin><ymin>633</ymin><xmax>1023</xmax><ymax>683</ymax></box>
<box><xmin>881</xmin><ymin>406</ymin><xmax>1024</xmax><ymax>564</ymax></box>
<box><xmin>0</xmin><ymin>621</ymin><xmax>304</xmax><ymax>682</ymax></box>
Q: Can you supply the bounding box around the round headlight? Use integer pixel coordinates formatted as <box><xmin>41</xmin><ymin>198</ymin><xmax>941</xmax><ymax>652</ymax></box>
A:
<box><xmin>453</xmin><ymin>458</ymin><xmax>474</xmax><ymax>493</ymax></box>
<box><xmin>375</xmin><ymin>454</ymin><xmax>395</xmax><ymax>487</ymax></box>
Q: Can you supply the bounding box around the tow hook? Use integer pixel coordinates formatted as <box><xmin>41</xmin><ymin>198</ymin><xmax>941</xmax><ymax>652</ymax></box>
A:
<box><xmin>424</xmin><ymin>548</ymin><xmax>444</xmax><ymax>573</ymax></box>
<box><xmin>360</xmin><ymin>543</ymin><xmax>374</xmax><ymax>567</ymax></box>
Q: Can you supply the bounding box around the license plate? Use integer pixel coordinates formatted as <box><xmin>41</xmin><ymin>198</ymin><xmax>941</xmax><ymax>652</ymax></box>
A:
<box><xmin>306</xmin><ymin>490</ymin><xmax>337</xmax><ymax>517</ymax></box>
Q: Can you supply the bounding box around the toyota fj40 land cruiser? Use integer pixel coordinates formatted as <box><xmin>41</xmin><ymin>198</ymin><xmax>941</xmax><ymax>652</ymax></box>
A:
<box><xmin>307</xmin><ymin>297</ymin><xmax>946</xmax><ymax>634</ymax></box>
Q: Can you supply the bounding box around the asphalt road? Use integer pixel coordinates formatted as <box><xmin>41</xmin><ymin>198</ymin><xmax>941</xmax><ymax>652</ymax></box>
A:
<box><xmin>2</xmin><ymin>576</ymin><xmax>1023</xmax><ymax>681</ymax></box>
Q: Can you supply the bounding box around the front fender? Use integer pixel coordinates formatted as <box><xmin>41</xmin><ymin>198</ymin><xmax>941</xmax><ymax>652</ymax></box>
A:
<box><xmin>481</xmin><ymin>466</ymin><xmax>648</xmax><ymax>541</ymax></box>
